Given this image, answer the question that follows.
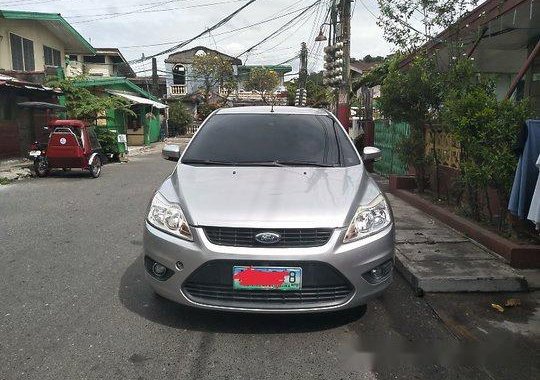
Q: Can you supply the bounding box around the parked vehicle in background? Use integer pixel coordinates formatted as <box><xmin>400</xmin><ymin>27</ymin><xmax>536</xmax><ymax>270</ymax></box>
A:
<box><xmin>29</xmin><ymin>120</ymin><xmax>104</xmax><ymax>178</ymax></box>
<box><xmin>145</xmin><ymin>106</ymin><xmax>394</xmax><ymax>313</ymax></box>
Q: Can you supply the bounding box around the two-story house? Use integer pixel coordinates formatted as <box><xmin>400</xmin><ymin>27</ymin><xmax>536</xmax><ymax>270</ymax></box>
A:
<box><xmin>0</xmin><ymin>10</ymin><xmax>95</xmax><ymax>158</ymax></box>
<box><xmin>164</xmin><ymin>46</ymin><xmax>242</xmax><ymax>98</ymax></box>
<box><xmin>0</xmin><ymin>10</ymin><xmax>95</xmax><ymax>80</ymax></box>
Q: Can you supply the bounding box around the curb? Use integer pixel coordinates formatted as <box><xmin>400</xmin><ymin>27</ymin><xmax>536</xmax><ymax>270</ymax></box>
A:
<box><xmin>392</xmin><ymin>189</ymin><xmax>540</xmax><ymax>269</ymax></box>
<box><xmin>394</xmin><ymin>250</ymin><xmax>529</xmax><ymax>293</ymax></box>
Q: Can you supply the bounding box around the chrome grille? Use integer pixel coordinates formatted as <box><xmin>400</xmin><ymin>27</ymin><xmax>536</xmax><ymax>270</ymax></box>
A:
<box><xmin>203</xmin><ymin>227</ymin><xmax>333</xmax><ymax>247</ymax></box>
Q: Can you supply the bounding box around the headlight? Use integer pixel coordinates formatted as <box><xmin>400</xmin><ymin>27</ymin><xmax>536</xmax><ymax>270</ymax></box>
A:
<box><xmin>343</xmin><ymin>194</ymin><xmax>391</xmax><ymax>243</ymax></box>
<box><xmin>147</xmin><ymin>192</ymin><xmax>193</xmax><ymax>241</ymax></box>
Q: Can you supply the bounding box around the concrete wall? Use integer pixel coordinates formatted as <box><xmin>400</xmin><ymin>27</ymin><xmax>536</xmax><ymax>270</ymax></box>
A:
<box><xmin>0</xmin><ymin>19</ymin><xmax>66</xmax><ymax>72</ymax></box>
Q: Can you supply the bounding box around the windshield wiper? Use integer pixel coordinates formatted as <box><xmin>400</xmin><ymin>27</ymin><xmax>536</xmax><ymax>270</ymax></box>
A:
<box><xmin>273</xmin><ymin>160</ymin><xmax>336</xmax><ymax>167</ymax></box>
<box><xmin>181</xmin><ymin>159</ymin><xmax>237</xmax><ymax>166</ymax></box>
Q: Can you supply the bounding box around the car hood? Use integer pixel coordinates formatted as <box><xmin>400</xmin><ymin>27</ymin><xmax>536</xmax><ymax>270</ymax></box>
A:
<box><xmin>158</xmin><ymin>164</ymin><xmax>380</xmax><ymax>228</ymax></box>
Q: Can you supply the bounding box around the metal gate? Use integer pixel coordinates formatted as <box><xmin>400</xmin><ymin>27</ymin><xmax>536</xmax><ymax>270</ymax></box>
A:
<box><xmin>373</xmin><ymin>120</ymin><xmax>410</xmax><ymax>176</ymax></box>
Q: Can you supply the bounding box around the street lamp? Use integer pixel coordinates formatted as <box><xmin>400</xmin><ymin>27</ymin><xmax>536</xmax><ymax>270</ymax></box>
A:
<box><xmin>315</xmin><ymin>29</ymin><xmax>327</xmax><ymax>42</ymax></box>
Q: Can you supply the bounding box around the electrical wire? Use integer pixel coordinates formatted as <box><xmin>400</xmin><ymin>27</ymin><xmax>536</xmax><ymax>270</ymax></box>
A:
<box><xmin>120</xmin><ymin>3</ymin><xmax>313</xmax><ymax>51</ymax></box>
<box><xmin>235</xmin><ymin>0</ymin><xmax>321</xmax><ymax>58</ymax></box>
<box><xmin>67</xmin><ymin>0</ymin><xmax>247</xmax><ymax>22</ymax></box>
<box><xmin>128</xmin><ymin>0</ymin><xmax>258</xmax><ymax>64</ymax></box>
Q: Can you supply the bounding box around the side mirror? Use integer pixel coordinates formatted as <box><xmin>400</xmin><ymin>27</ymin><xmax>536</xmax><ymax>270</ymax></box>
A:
<box><xmin>162</xmin><ymin>144</ymin><xmax>181</xmax><ymax>161</ymax></box>
<box><xmin>363</xmin><ymin>146</ymin><xmax>382</xmax><ymax>162</ymax></box>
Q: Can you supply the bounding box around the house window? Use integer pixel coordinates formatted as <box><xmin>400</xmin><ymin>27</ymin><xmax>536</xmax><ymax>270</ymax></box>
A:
<box><xmin>83</xmin><ymin>55</ymin><xmax>106</xmax><ymax>63</ymax></box>
<box><xmin>10</xmin><ymin>33</ymin><xmax>35</xmax><ymax>71</ymax></box>
<box><xmin>44</xmin><ymin>46</ymin><xmax>62</xmax><ymax>67</ymax></box>
<box><xmin>173</xmin><ymin>64</ymin><xmax>186</xmax><ymax>85</ymax></box>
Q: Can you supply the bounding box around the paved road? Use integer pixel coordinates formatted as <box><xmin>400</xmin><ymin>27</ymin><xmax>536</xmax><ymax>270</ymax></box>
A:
<box><xmin>1</xmin><ymin>150</ymin><xmax>538</xmax><ymax>379</ymax></box>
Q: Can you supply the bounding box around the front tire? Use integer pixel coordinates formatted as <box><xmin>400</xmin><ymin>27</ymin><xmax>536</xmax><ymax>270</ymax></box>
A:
<box><xmin>34</xmin><ymin>158</ymin><xmax>49</xmax><ymax>177</ymax></box>
<box><xmin>89</xmin><ymin>156</ymin><xmax>102</xmax><ymax>178</ymax></box>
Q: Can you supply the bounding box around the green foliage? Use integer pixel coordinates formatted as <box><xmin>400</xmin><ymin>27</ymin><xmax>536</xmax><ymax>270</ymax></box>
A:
<box><xmin>285</xmin><ymin>72</ymin><xmax>332</xmax><ymax>107</ymax></box>
<box><xmin>197</xmin><ymin>103</ymin><xmax>220</xmax><ymax>121</ymax></box>
<box><xmin>0</xmin><ymin>177</ymin><xmax>11</xmax><ymax>185</ymax></box>
<box><xmin>168</xmin><ymin>101</ymin><xmax>193</xmax><ymax>134</ymax></box>
<box><xmin>47</xmin><ymin>76</ymin><xmax>135</xmax><ymax>122</ymax></box>
<box><xmin>244</xmin><ymin>67</ymin><xmax>280</xmax><ymax>104</ymax></box>
<box><xmin>192</xmin><ymin>53</ymin><xmax>236</xmax><ymax>103</ymax></box>
<box><xmin>94</xmin><ymin>126</ymin><xmax>117</xmax><ymax>156</ymax></box>
<box><xmin>378</xmin><ymin>55</ymin><xmax>442</xmax><ymax>190</ymax></box>
<box><xmin>377</xmin><ymin>0</ymin><xmax>478</xmax><ymax>52</ymax></box>
<box><xmin>352</xmin><ymin>59</ymin><xmax>392</xmax><ymax>90</ymax></box>
<box><xmin>442</xmin><ymin>59</ymin><xmax>530</xmax><ymax>225</ymax></box>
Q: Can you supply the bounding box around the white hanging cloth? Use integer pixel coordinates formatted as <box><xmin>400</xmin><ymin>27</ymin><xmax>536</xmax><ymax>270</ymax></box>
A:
<box><xmin>527</xmin><ymin>154</ymin><xmax>540</xmax><ymax>230</ymax></box>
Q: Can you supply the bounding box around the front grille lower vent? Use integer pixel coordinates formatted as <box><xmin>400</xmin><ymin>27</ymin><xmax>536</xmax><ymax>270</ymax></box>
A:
<box><xmin>182</xmin><ymin>260</ymin><xmax>354</xmax><ymax>309</ymax></box>
<box><xmin>203</xmin><ymin>227</ymin><xmax>332</xmax><ymax>248</ymax></box>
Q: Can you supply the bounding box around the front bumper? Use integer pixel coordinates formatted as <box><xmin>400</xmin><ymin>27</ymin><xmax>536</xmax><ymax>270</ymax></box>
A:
<box><xmin>143</xmin><ymin>221</ymin><xmax>395</xmax><ymax>313</ymax></box>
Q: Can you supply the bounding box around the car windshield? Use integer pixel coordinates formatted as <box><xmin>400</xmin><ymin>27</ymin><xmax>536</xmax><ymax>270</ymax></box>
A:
<box><xmin>181</xmin><ymin>113</ymin><xmax>360</xmax><ymax>167</ymax></box>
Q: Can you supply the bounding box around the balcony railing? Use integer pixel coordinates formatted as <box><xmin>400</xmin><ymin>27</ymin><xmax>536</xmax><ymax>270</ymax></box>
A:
<box><xmin>170</xmin><ymin>85</ymin><xmax>187</xmax><ymax>96</ymax></box>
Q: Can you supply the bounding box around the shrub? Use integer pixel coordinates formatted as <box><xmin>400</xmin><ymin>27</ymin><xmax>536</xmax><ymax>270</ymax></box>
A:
<box><xmin>95</xmin><ymin>126</ymin><xmax>118</xmax><ymax>158</ymax></box>
<box><xmin>442</xmin><ymin>59</ymin><xmax>530</xmax><ymax>227</ymax></box>
<box><xmin>168</xmin><ymin>101</ymin><xmax>193</xmax><ymax>136</ymax></box>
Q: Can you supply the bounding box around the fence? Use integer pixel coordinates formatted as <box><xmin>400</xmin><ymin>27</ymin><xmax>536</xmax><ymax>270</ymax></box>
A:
<box><xmin>373</xmin><ymin>120</ymin><xmax>410</xmax><ymax>176</ymax></box>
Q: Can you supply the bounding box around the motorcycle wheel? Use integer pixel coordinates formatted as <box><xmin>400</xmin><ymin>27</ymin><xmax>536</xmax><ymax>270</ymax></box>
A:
<box><xmin>34</xmin><ymin>158</ymin><xmax>49</xmax><ymax>177</ymax></box>
<box><xmin>89</xmin><ymin>156</ymin><xmax>102</xmax><ymax>178</ymax></box>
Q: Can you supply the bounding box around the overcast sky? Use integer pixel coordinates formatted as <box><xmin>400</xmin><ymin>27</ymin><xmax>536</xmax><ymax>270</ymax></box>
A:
<box><xmin>0</xmin><ymin>0</ymin><xmax>394</xmax><ymax>75</ymax></box>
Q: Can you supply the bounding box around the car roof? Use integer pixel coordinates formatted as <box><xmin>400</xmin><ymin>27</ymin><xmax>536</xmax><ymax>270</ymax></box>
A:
<box><xmin>215</xmin><ymin>106</ymin><xmax>330</xmax><ymax>116</ymax></box>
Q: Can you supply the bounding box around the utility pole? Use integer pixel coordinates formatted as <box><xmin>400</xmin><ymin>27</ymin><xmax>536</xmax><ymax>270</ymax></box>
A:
<box><xmin>151</xmin><ymin>57</ymin><xmax>158</xmax><ymax>97</ymax></box>
<box><xmin>336</xmin><ymin>0</ymin><xmax>352</xmax><ymax>131</ymax></box>
<box><xmin>296</xmin><ymin>42</ymin><xmax>308</xmax><ymax>106</ymax></box>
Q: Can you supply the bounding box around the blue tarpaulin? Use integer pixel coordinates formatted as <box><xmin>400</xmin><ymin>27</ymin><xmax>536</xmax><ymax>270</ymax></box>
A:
<box><xmin>509</xmin><ymin>119</ymin><xmax>540</xmax><ymax>218</ymax></box>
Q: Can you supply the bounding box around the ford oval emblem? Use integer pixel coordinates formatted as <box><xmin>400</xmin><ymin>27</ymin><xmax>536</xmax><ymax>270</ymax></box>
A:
<box><xmin>255</xmin><ymin>232</ymin><xmax>281</xmax><ymax>244</ymax></box>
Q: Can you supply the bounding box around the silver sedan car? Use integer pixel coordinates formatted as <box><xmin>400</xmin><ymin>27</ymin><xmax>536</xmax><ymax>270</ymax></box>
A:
<box><xmin>143</xmin><ymin>106</ymin><xmax>394</xmax><ymax>313</ymax></box>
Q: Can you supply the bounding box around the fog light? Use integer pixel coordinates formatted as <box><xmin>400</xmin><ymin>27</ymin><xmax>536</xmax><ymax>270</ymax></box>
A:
<box><xmin>362</xmin><ymin>260</ymin><xmax>393</xmax><ymax>284</ymax></box>
<box><xmin>144</xmin><ymin>256</ymin><xmax>174</xmax><ymax>281</ymax></box>
<box><xmin>152</xmin><ymin>263</ymin><xmax>167</xmax><ymax>277</ymax></box>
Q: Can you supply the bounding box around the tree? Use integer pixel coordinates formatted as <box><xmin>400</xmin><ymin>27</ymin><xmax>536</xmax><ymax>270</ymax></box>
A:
<box><xmin>378</xmin><ymin>55</ymin><xmax>442</xmax><ymax>191</ymax></box>
<box><xmin>47</xmin><ymin>76</ymin><xmax>134</xmax><ymax>122</ymax></box>
<box><xmin>191</xmin><ymin>53</ymin><xmax>236</xmax><ymax>103</ymax></box>
<box><xmin>376</xmin><ymin>0</ymin><xmax>478</xmax><ymax>52</ymax></box>
<box><xmin>244</xmin><ymin>67</ymin><xmax>280</xmax><ymax>104</ymax></box>
<box><xmin>285</xmin><ymin>72</ymin><xmax>332</xmax><ymax>107</ymax></box>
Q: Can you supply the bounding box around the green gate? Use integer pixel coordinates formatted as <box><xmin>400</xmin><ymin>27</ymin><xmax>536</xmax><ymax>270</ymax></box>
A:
<box><xmin>374</xmin><ymin>120</ymin><xmax>410</xmax><ymax>176</ymax></box>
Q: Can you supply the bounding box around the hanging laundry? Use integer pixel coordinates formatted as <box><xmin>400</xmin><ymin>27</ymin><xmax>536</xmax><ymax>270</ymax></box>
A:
<box><xmin>509</xmin><ymin>119</ymin><xmax>540</xmax><ymax>218</ymax></box>
<box><xmin>528</xmin><ymin>154</ymin><xmax>540</xmax><ymax>229</ymax></box>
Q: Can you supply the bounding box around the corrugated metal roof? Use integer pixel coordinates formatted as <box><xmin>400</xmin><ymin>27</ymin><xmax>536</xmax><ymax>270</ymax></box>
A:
<box><xmin>0</xmin><ymin>10</ymin><xmax>95</xmax><ymax>55</ymax></box>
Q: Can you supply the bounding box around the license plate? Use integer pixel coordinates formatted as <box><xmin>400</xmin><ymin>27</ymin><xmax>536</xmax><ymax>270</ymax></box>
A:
<box><xmin>29</xmin><ymin>151</ymin><xmax>41</xmax><ymax>157</ymax></box>
<box><xmin>233</xmin><ymin>266</ymin><xmax>302</xmax><ymax>291</ymax></box>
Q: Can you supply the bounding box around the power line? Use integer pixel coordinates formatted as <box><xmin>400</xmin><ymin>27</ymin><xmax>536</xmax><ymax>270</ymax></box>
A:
<box><xmin>67</xmin><ymin>0</ymin><xmax>247</xmax><ymax>22</ymax></box>
<box><xmin>251</xmin><ymin>5</ymin><xmax>319</xmax><ymax>56</ymax></box>
<box><xmin>236</xmin><ymin>0</ymin><xmax>321</xmax><ymax>58</ymax></box>
<box><xmin>118</xmin><ymin>4</ymin><xmax>312</xmax><ymax>50</ymax></box>
<box><xmin>69</xmin><ymin>0</ymin><xmax>180</xmax><ymax>24</ymax></box>
<box><xmin>128</xmin><ymin>0</ymin><xmax>258</xmax><ymax>64</ymax></box>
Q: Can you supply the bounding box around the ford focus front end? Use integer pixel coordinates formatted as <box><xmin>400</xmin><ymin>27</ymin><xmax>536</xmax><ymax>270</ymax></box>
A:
<box><xmin>143</xmin><ymin>106</ymin><xmax>394</xmax><ymax>313</ymax></box>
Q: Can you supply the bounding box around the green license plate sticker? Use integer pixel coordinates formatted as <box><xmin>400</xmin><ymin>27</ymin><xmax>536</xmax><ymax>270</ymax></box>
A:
<box><xmin>233</xmin><ymin>266</ymin><xmax>302</xmax><ymax>291</ymax></box>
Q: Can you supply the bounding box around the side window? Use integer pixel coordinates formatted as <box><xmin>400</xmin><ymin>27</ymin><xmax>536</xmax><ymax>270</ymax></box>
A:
<box><xmin>87</xmin><ymin>127</ymin><xmax>101</xmax><ymax>150</ymax></box>
<box><xmin>10</xmin><ymin>33</ymin><xmax>35</xmax><ymax>71</ymax></box>
<box><xmin>335</xmin><ymin>126</ymin><xmax>361</xmax><ymax>166</ymax></box>
<box><xmin>44</xmin><ymin>46</ymin><xmax>62</xmax><ymax>67</ymax></box>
